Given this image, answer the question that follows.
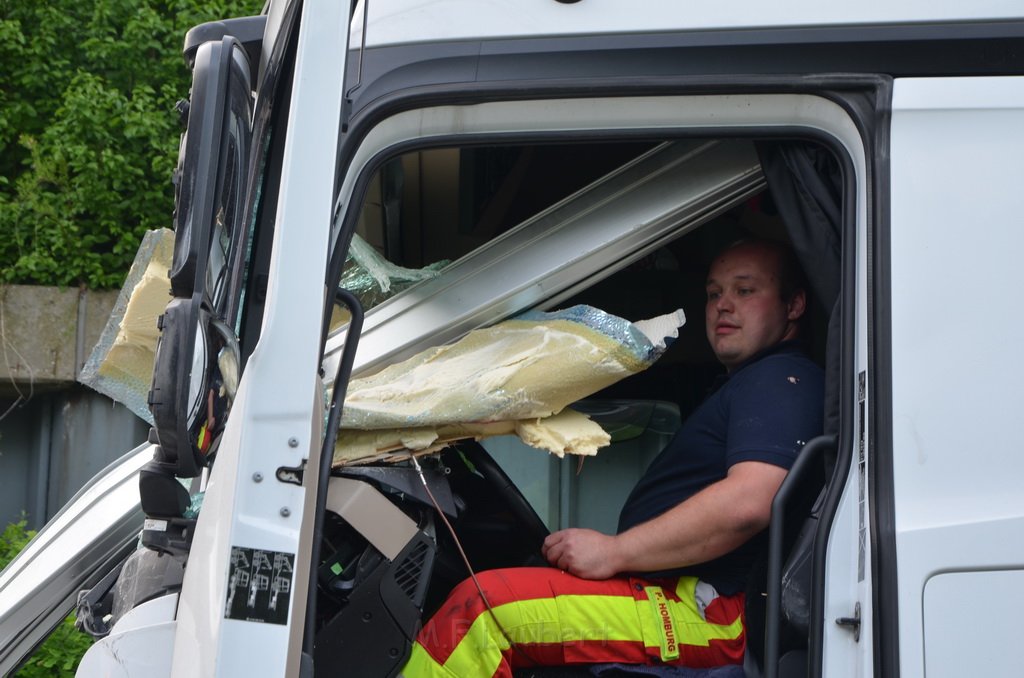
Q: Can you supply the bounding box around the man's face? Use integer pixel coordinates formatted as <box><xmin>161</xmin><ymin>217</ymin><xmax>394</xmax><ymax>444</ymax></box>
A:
<box><xmin>704</xmin><ymin>243</ymin><xmax>806</xmax><ymax>371</ymax></box>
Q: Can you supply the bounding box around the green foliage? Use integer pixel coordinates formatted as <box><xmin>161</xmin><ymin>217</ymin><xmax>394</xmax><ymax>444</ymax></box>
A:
<box><xmin>15</xmin><ymin>615</ymin><xmax>93</xmax><ymax>677</ymax></box>
<box><xmin>0</xmin><ymin>519</ymin><xmax>35</xmax><ymax>568</ymax></box>
<box><xmin>1</xmin><ymin>520</ymin><xmax>92</xmax><ymax>677</ymax></box>
<box><xmin>0</xmin><ymin>0</ymin><xmax>263</xmax><ymax>289</ymax></box>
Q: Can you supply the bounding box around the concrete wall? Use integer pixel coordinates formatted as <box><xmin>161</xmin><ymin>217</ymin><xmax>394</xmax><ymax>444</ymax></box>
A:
<box><xmin>0</xmin><ymin>285</ymin><xmax>147</xmax><ymax>529</ymax></box>
<box><xmin>0</xmin><ymin>285</ymin><xmax>117</xmax><ymax>389</ymax></box>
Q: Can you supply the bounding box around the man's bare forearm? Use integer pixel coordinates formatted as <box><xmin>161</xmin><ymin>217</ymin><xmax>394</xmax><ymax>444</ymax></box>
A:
<box><xmin>542</xmin><ymin>461</ymin><xmax>787</xmax><ymax>579</ymax></box>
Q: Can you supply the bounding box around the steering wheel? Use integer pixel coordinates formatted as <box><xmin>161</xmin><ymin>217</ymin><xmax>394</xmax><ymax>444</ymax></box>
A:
<box><xmin>458</xmin><ymin>442</ymin><xmax>551</xmax><ymax>551</ymax></box>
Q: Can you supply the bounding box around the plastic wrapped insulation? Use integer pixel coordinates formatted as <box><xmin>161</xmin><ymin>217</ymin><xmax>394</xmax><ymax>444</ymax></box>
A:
<box><xmin>339</xmin><ymin>305</ymin><xmax>686</xmax><ymax>431</ymax></box>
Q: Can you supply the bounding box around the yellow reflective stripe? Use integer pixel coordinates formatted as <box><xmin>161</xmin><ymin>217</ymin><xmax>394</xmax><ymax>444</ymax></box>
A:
<box><xmin>405</xmin><ymin>594</ymin><xmax>646</xmax><ymax>677</ymax></box>
<box><xmin>439</xmin><ymin>604</ymin><xmax>511</xmax><ymax>678</ymax></box>
<box><xmin>675</xmin><ymin>575</ymin><xmax>699</xmax><ymax>603</ymax></box>
<box><xmin>544</xmin><ymin>594</ymin><xmax>645</xmax><ymax>643</ymax></box>
<box><xmin>642</xmin><ymin>586</ymin><xmax>680</xmax><ymax>661</ymax></box>
<box><xmin>493</xmin><ymin>595</ymin><xmax>644</xmax><ymax>644</ymax></box>
<box><xmin>670</xmin><ymin>577</ymin><xmax>744</xmax><ymax>647</ymax></box>
<box><xmin>404</xmin><ymin>641</ymin><xmax>465</xmax><ymax>678</ymax></box>
<box><xmin>678</xmin><ymin>612</ymin><xmax>744</xmax><ymax>648</ymax></box>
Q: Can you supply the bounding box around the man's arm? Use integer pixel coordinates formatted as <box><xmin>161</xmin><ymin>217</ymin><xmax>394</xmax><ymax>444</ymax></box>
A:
<box><xmin>541</xmin><ymin>460</ymin><xmax>787</xmax><ymax>580</ymax></box>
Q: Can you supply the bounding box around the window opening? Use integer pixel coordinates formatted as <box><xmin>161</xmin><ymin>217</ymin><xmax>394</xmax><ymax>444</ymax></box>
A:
<box><xmin>318</xmin><ymin>134</ymin><xmax>842</xmax><ymax>678</ymax></box>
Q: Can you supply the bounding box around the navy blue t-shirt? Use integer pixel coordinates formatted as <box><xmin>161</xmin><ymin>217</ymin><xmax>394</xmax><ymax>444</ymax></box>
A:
<box><xmin>616</xmin><ymin>341</ymin><xmax>824</xmax><ymax>594</ymax></box>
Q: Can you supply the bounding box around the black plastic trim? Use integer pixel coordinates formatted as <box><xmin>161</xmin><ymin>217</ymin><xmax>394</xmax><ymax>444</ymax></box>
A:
<box><xmin>169</xmin><ymin>39</ymin><xmax>232</xmax><ymax>298</ymax></box>
<box><xmin>867</xmin><ymin>79</ymin><xmax>900</xmax><ymax>678</ymax></box>
<box><xmin>237</xmin><ymin>0</ymin><xmax>302</xmax><ymax>361</ymax></box>
<box><xmin>765</xmin><ymin>434</ymin><xmax>837</xmax><ymax>678</ymax></box>
<box><xmin>342</xmin><ymin>21</ymin><xmax>1024</xmax><ymax>123</ymax></box>
<box><xmin>333</xmin><ymin>74</ymin><xmax>888</xmax><ymax>229</ymax></box>
<box><xmin>183</xmin><ymin>15</ymin><xmax>267</xmax><ymax>74</ymax></box>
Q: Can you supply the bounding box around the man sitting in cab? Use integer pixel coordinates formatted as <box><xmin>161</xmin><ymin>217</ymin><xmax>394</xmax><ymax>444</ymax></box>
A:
<box><xmin>402</xmin><ymin>238</ymin><xmax>825</xmax><ymax>677</ymax></box>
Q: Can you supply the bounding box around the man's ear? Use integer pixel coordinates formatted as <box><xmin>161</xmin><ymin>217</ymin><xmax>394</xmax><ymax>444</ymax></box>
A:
<box><xmin>787</xmin><ymin>289</ymin><xmax>807</xmax><ymax>321</ymax></box>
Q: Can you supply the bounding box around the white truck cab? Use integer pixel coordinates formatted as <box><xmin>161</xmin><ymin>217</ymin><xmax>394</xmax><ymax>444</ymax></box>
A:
<box><xmin>2</xmin><ymin>2</ymin><xmax>1024</xmax><ymax>677</ymax></box>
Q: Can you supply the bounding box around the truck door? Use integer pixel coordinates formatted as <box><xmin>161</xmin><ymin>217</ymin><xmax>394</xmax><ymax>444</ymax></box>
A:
<box><xmin>168</xmin><ymin>1</ymin><xmax>351</xmax><ymax>675</ymax></box>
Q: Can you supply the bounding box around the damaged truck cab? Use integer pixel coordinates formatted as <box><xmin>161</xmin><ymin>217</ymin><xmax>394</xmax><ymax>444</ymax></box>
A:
<box><xmin>3</xmin><ymin>1</ymin><xmax>1024</xmax><ymax>677</ymax></box>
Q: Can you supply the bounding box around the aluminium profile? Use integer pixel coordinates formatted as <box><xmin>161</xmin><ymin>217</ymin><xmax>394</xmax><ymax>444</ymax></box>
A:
<box><xmin>323</xmin><ymin>138</ymin><xmax>765</xmax><ymax>383</ymax></box>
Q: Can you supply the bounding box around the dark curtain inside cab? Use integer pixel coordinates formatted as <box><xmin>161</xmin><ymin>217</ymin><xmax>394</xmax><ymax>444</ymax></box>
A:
<box><xmin>756</xmin><ymin>142</ymin><xmax>843</xmax><ymax>439</ymax></box>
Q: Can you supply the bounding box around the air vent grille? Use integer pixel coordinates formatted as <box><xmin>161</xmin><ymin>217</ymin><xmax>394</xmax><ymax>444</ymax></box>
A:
<box><xmin>393</xmin><ymin>541</ymin><xmax>429</xmax><ymax>600</ymax></box>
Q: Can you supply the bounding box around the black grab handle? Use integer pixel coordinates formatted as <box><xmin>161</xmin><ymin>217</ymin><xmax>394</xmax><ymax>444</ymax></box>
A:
<box><xmin>763</xmin><ymin>434</ymin><xmax>837</xmax><ymax>678</ymax></box>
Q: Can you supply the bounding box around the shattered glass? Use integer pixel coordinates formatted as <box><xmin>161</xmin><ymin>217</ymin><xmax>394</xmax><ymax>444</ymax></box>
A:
<box><xmin>336</xmin><ymin>235</ymin><xmax>448</xmax><ymax>314</ymax></box>
<box><xmin>79</xmin><ymin>229</ymin><xmax>175</xmax><ymax>424</ymax></box>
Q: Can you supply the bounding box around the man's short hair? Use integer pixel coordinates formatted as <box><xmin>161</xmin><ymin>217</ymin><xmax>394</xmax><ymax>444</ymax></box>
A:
<box><xmin>718</xmin><ymin>237</ymin><xmax>807</xmax><ymax>303</ymax></box>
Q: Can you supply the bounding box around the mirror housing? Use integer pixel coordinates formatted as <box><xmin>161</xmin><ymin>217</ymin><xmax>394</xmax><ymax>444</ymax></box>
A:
<box><xmin>147</xmin><ymin>35</ymin><xmax>253</xmax><ymax>488</ymax></box>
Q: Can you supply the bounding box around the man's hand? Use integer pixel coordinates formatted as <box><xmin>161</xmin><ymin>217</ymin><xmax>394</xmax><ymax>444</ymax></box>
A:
<box><xmin>541</xmin><ymin>528</ymin><xmax>621</xmax><ymax>579</ymax></box>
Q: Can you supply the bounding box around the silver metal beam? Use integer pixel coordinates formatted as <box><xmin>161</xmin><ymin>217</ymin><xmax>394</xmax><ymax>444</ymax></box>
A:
<box><xmin>323</xmin><ymin>139</ymin><xmax>764</xmax><ymax>383</ymax></box>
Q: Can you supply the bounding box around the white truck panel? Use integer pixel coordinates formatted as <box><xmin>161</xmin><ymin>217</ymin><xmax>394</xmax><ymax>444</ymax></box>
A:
<box><xmin>352</xmin><ymin>0</ymin><xmax>1024</xmax><ymax>47</ymax></box>
<box><xmin>77</xmin><ymin>595</ymin><xmax>178</xmax><ymax>677</ymax></box>
<box><xmin>924</xmin><ymin>569</ymin><xmax>1024</xmax><ymax>677</ymax></box>
<box><xmin>890</xmin><ymin>75</ymin><xmax>1024</xmax><ymax>678</ymax></box>
<box><xmin>169</xmin><ymin>0</ymin><xmax>350</xmax><ymax>675</ymax></box>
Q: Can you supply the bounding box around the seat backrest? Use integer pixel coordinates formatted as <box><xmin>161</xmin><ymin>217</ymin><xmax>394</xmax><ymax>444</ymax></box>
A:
<box><xmin>780</xmin><ymin>488</ymin><xmax>827</xmax><ymax>638</ymax></box>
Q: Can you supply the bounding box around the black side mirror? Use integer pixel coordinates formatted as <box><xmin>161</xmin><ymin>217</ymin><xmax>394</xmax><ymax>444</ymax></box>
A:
<box><xmin>147</xmin><ymin>35</ymin><xmax>252</xmax><ymax>486</ymax></box>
